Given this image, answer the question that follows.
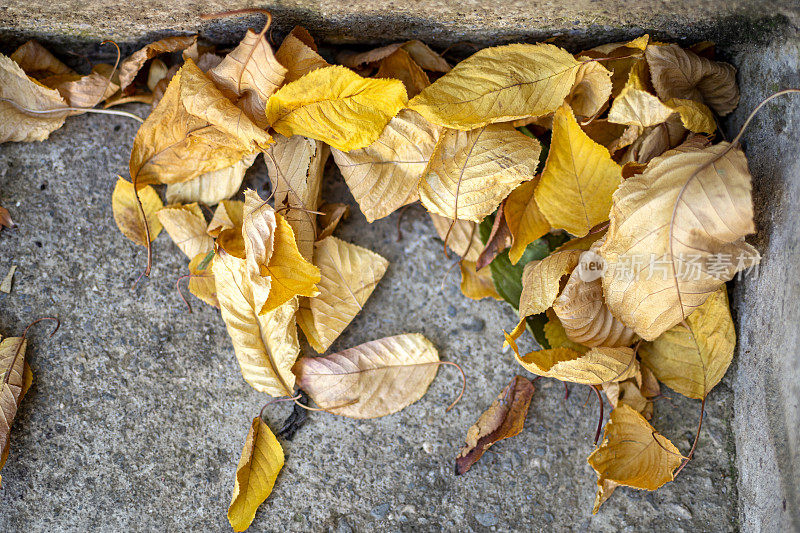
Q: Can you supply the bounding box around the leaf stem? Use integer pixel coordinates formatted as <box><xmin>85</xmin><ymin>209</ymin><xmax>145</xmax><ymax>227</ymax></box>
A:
<box><xmin>0</xmin><ymin>98</ymin><xmax>143</xmax><ymax>123</ymax></box>
<box><xmin>674</xmin><ymin>394</ymin><xmax>707</xmax><ymax>477</ymax></box>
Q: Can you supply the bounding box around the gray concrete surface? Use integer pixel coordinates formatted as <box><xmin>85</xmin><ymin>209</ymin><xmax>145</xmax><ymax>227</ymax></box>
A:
<box><xmin>0</xmin><ymin>112</ymin><xmax>738</xmax><ymax>530</ymax></box>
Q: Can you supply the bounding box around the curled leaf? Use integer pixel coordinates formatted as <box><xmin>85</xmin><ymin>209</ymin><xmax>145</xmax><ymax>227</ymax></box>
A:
<box><xmin>165</xmin><ymin>154</ymin><xmax>256</xmax><ymax>206</ymax></box>
<box><xmin>375</xmin><ymin>48</ymin><xmax>430</xmax><ymax>98</ymax></box>
<box><xmin>518</xmin><ymin>250</ymin><xmax>582</xmax><ymax>319</ymax></box>
<box><xmin>111</xmin><ymin>177</ymin><xmax>163</xmax><ymax>246</ymax></box>
<box><xmin>275</xmin><ymin>27</ymin><xmax>329</xmax><ymax>83</ymax></box>
<box><xmin>118</xmin><ymin>35</ymin><xmax>197</xmax><ymax>90</ymax></box>
<box><xmin>460</xmin><ymin>260</ymin><xmax>501</xmax><ymax>301</ymax></box>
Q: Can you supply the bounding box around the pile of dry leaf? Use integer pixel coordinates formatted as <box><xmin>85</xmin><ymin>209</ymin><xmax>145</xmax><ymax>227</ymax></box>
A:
<box><xmin>1</xmin><ymin>11</ymin><xmax>767</xmax><ymax>530</ymax></box>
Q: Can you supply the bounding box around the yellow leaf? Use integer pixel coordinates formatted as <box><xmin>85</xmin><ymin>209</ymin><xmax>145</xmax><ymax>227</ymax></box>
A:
<box><xmin>552</xmin><ymin>247</ymin><xmax>638</xmax><ymax>347</ymax></box>
<box><xmin>188</xmin><ymin>252</ymin><xmax>218</xmax><ymax>308</ymax></box>
<box><xmin>460</xmin><ymin>260</ymin><xmax>501</xmax><ymax>301</ymax></box>
<box><xmin>639</xmin><ymin>287</ymin><xmax>734</xmax><ymax>399</ymax></box>
<box><xmin>504</xmin><ymin>178</ymin><xmax>551</xmax><ymax>265</ymax></box>
<box><xmin>535</xmin><ymin>104</ymin><xmax>622</xmax><ymax>236</ymax></box>
<box><xmin>265</xmin><ymin>65</ymin><xmax>407</xmax><ymax>151</ymax></box>
<box><xmin>297</xmin><ymin>236</ymin><xmax>389</xmax><ymax>353</ymax></box>
<box><xmin>213</xmin><ymin>246</ymin><xmax>300</xmax><ymax>396</ymax></box>
<box><xmin>543</xmin><ymin>311</ymin><xmax>588</xmax><ymax>354</ymax></box>
<box><xmin>209</xmin><ymin>29</ymin><xmax>287</xmax><ymax>129</ymax></box>
<box><xmin>118</xmin><ymin>35</ymin><xmax>197</xmax><ymax>89</ymax></box>
<box><xmin>332</xmin><ymin>109</ymin><xmax>439</xmax><ymax>222</ymax></box>
<box><xmin>665</xmin><ymin>98</ymin><xmax>716</xmax><ymax>134</ymax></box>
<box><xmin>112</xmin><ymin>178</ymin><xmax>163</xmax><ymax>246</ymax></box>
<box><xmin>129</xmin><ymin>67</ymin><xmax>251</xmax><ymax>185</ymax></box>
<box><xmin>600</xmin><ymin>142</ymin><xmax>758</xmax><ymax>340</ymax></box>
<box><xmin>408</xmin><ymin>43</ymin><xmax>580</xmax><ymax>130</ymax></box>
<box><xmin>294</xmin><ymin>333</ymin><xmax>439</xmax><ymax>418</ymax></box>
<box><xmin>566</xmin><ymin>59</ymin><xmax>612</xmax><ymax>119</ymax></box>
<box><xmin>0</xmin><ymin>336</ymin><xmax>27</xmax><ymax>482</ymax></box>
<box><xmin>645</xmin><ymin>43</ymin><xmax>739</xmax><ymax>116</ymax></box>
<box><xmin>207</xmin><ymin>200</ymin><xmax>244</xmax><ymax>238</ymax></box>
<box><xmin>581</xmin><ymin>36</ymin><xmax>649</xmax><ymax>98</ymax></box>
<box><xmin>165</xmin><ymin>154</ymin><xmax>256</xmax><ymax>206</ymax></box>
<box><xmin>518</xmin><ymin>250</ymin><xmax>582</xmax><ymax>319</ymax></box>
<box><xmin>228</xmin><ymin>417</ymin><xmax>284</xmax><ymax>532</ymax></box>
<box><xmin>274</xmin><ymin>27</ymin><xmax>329</xmax><ymax>83</ymax></box>
<box><xmin>587</xmin><ymin>404</ymin><xmax>683</xmax><ymax>492</ymax></box>
<box><xmin>156</xmin><ymin>203</ymin><xmax>213</xmax><ymax>259</ymax></box>
<box><xmin>0</xmin><ymin>53</ymin><xmax>68</xmax><ymax>143</ymax></box>
<box><xmin>428</xmin><ymin>214</ymin><xmax>483</xmax><ymax>263</ymax></box>
<box><xmin>607</xmin><ymin>68</ymin><xmax>675</xmax><ymax>128</ymax></box>
<box><xmin>420</xmin><ymin>123</ymin><xmax>541</xmax><ymax>222</ymax></box>
<box><xmin>375</xmin><ymin>48</ymin><xmax>430</xmax><ymax>98</ymax></box>
<box><xmin>265</xmin><ymin>135</ymin><xmax>329</xmax><ymax>261</ymax></box>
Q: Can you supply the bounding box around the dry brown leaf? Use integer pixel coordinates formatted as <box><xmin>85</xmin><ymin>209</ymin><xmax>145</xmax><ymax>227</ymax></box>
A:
<box><xmin>428</xmin><ymin>214</ymin><xmax>484</xmax><ymax>263</ymax></box>
<box><xmin>111</xmin><ymin>177</ymin><xmax>163</xmax><ymax>246</ymax></box>
<box><xmin>0</xmin><ymin>336</ymin><xmax>27</xmax><ymax>484</ymax></box>
<box><xmin>42</xmin><ymin>64</ymin><xmax>119</xmax><ymax>109</ymax></box>
<box><xmin>588</xmin><ymin>404</ymin><xmax>683</xmax><ymax>495</ymax></box>
<box><xmin>209</xmin><ymin>29</ymin><xmax>287</xmax><ymax>128</ymax></box>
<box><xmin>420</xmin><ymin>123</ymin><xmax>541</xmax><ymax>222</ymax></box>
<box><xmin>460</xmin><ymin>260</ymin><xmax>502</xmax><ymax>301</ymax></box>
<box><xmin>645</xmin><ymin>43</ymin><xmax>739</xmax><ymax>116</ymax></box>
<box><xmin>476</xmin><ymin>201</ymin><xmax>512</xmax><ymax>270</ymax></box>
<box><xmin>317</xmin><ymin>203</ymin><xmax>350</xmax><ymax>241</ymax></box>
<box><xmin>297</xmin><ymin>236</ymin><xmax>389</xmax><ymax>353</ymax></box>
<box><xmin>518</xmin><ymin>250</ymin><xmax>582</xmax><ymax>319</ymax></box>
<box><xmin>227</xmin><ymin>417</ymin><xmax>284</xmax><ymax>532</ymax></box>
<box><xmin>294</xmin><ymin>333</ymin><xmax>439</xmax><ymax>418</ymax></box>
<box><xmin>338</xmin><ymin>40</ymin><xmax>450</xmax><ymax>72</ymax></box>
<box><xmin>265</xmin><ymin>134</ymin><xmax>329</xmax><ymax>261</ymax></box>
<box><xmin>118</xmin><ymin>35</ymin><xmax>197</xmax><ymax>90</ymax></box>
<box><xmin>275</xmin><ymin>27</ymin><xmax>329</xmax><ymax>83</ymax></box>
<box><xmin>621</xmin><ymin>116</ymin><xmax>688</xmax><ymax>164</ymax></box>
<box><xmin>455</xmin><ymin>375</ymin><xmax>535</xmax><ymax>475</ymax></box>
<box><xmin>375</xmin><ymin>48</ymin><xmax>430</xmax><ymax>98</ymax></box>
<box><xmin>0</xmin><ymin>53</ymin><xmax>68</xmax><ymax>143</ymax></box>
<box><xmin>639</xmin><ymin>287</ymin><xmax>734</xmax><ymax>399</ymax></box>
<box><xmin>213</xmin><ymin>245</ymin><xmax>300</xmax><ymax>396</ymax></box>
<box><xmin>600</xmin><ymin>142</ymin><xmax>759</xmax><ymax>340</ymax></box>
<box><xmin>0</xmin><ymin>206</ymin><xmax>15</xmax><ymax>231</ymax></box>
<box><xmin>581</xmin><ymin>35</ymin><xmax>649</xmax><ymax>98</ymax></box>
<box><xmin>157</xmin><ymin>203</ymin><xmax>213</xmax><ymax>259</ymax></box>
<box><xmin>164</xmin><ymin>154</ymin><xmax>256</xmax><ymax>206</ymax></box>
<box><xmin>10</xmin><ymin>40</ymin><xmax>73</xmax><ymax>79</ymax></box>
<box><xmin>332</xmin><ymin>109</ymin><xmax>439</xmax><ymax>223</ymax></box>
<box><xmin>534</xmin><ymin>104</ymin><xmax>622</xmax><ymax>237</ymax></box>
<box><xmin>504</xmin><ymin>178</ymin><xmax>551</xmax><ymax>265</ymax></box>
<box><xmin>409</xmin><ymin>43</ymin><xmax>580</xmax><ymax>130</ymax></box>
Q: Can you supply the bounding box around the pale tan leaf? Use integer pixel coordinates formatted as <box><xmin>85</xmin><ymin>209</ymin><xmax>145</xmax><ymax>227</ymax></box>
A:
<box><xmin>339</xmin><ymin>40</ymin><xmax>450</xmax><ymax>72</ymax></box>
<box><xmin>208</xmin><ymin>200</ymin><xmax>244</xmax><ymax>238</ymax></box>
<box><xmin>331</xmin><ymin>109</ymin><xmax>439</xmax><ymax>222</ymax></box>
<box><xmin>275</xmin><ymin>27</ymin><xmax>329</xmax><ymax>83</ymax></box>
<box><xmin>588</xmin><ymin>403</ymin><xmax>683</xmax><ymax>492</ymax></box>
<box><xmin>111</xmin><ymin>178</ymin><xmax>163</xmax><ymax>246</ymax></box>
<box><xmin>0</xmin><ymin>53</ymin><xmax>68</xmax><ymax>143</ymax></box>
<box><xmin>165</xmin><ymin>154</ymin><xmax>256</xmax><ymax>206</ymax></box>
<box><xmin>645</xmin><ymin>43</ymin><xmax>739</xmax><ymax>116</ymax></box>
<box><xmin>600</xmin><ymin>142</ymin><xmax>759</xmax><ymax>340</ymax></box>
<box><xmin>118</xmin><ymin>35</ymin><xmax>197</xmax><ymax>89</ymax></box>
<box><xmin>10</xmin><ymin>40</ymin><xmax>73</xmax><ymax>79</ymax></box>
<box><xmin>228</xmin><ymin>417</ymin><xmax>284</xmax><ymax>532</ymax></box>
<box><xmin>460</xmin><ymin>260</ymin><xmax>501</xmax><ymax>301</ymax></box>
<box><xmin>156</xmin><ymin>203</ymin><xmax>213</xmax><ymax>259</ymax></box>
<box><xmin>620</xmin><ymin>116</ymin><xmax>687</xmax><ymax>164</ymax></box>
<box><xmin>534</xmin><ymin>104</ymin><xmax>622</xmax><ymax>236</ymax></box>
<box><xmin>428</xmin><ymin>214</ymin><xmax>483</xmax><ymax>263</ymax></box>
<box><xmin>504</xmin><ymin>178</ymin><xmax>551</xmax><ymax>265</ymax></box>
<box><xmin>639</xmin><ymin>287</ymin><xmax>734</xmax><ymax>399</ymax></box>
<box><xmin>518</xmin><ymin>250</ymin><xmax>582</xmax><ymax>319</ymax></box>
<box><xmin>209</xmin><ymin>29</ymin><xmax>287</xmax><ymax>128</ymax></box>
<box><xmin>294</xmin><ymin>333</ymin><xmax>439</xmax><ymax>418</ymax></box>
<box><xmin>455</xmin><ymin>375</ymin><xmax>535</xmax><ymax>475</ymax></box>
<box><xmin>265</xmin><ymin>134</ymin><xmax>329</xmax><ymax>261</ymax></box>
<box><xmin>297</xmin><ymin>236</ymin><xmax>389</xmax><ymax>353</ymax></box>
<box><xmin>567</xmin><ymin>59</ymin><xmax>612</xmax><ymax>119</ymax></box>
<box><xmin>42</xmin><ymin>64</ymin><xmax>119</xmax><ymax>109</ymax></box>
<box><xmin>0</xmin><ymin>336</ymin><xmax>27</xmax><ymax>482</ymax></box>
<box><xmin>420</xmin><ymin>123</ymin><xmax>541</xmax><ymax>222</ymax></box>
<box><xmin>409</xmin><ymin>44</ymin><xmax>580</xmax><ymax>130</ymax></box>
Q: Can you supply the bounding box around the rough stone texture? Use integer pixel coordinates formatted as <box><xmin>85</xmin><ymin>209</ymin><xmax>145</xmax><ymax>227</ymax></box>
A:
<box><xmin>727</xmin><ymin>31</ymin><xmax>800</xmax><ymax>533</ymax></box>
<box><xmin>0</xmin><ymin>113</ymin><xmax>738</xmax><ymax>530</ymax></box>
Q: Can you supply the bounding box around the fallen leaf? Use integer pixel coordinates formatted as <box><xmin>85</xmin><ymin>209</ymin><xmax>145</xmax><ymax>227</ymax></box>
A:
<box><xmin>42</xmin><ymin>64</ymin><xmax>119</xmax><ymax>109</ymax></box>
<box><xmin>228</xmin><ymin>417</ymin><xmax>284</xmax><ymax>532</ymax></box>
<box><xmin>275</xmin><ymin>27</ymin><xmax>329</xmax><ymax>83</ymax></box>
<box><xmin>621</xmin><ymin>116</ymin><xmax>687</xmax><ymax>164</ymax></box>
<box><xmin>0</xmin><ymin>206</ymin><xmax>15</xmax><ymax>231</ymax></box>
<box><xmin>0</xmin><ymin>336</ymin><xmax>27</xmax><ymax>484</ymax></box>
<box><xmin>603</xmin><ymin>379</ymin><xmax>653</xmax><ymax>420</ymax></box>
<box><xmin>0</xmin><ymin>53</ymin><xmax>68</xmax><ymax>143</ymax></box>
<box><xmin>428</xmin><ymin>214</ymin><xmax>484</xmax><ymax>262</ymax></box>
<box><xmin>600</xmin><ymin>142</ymin><xmax>758</xmax><ymax>340</ymax></box>
<box><xmin>188</xmin><ymin>252</ymin><xmax>218</xmax><ymax>308</ymax></box>
<box><xmin>10</xmin><ymin>40</ymin><xmax>72</xmax><ymax>79</ymax></box>
<box><xmin>297</xmin><ymin>236</ymin><xmax>389</xmax><ymax>353</ymax></box>
<box><xmin>375</xmin><ymin>48</ymin><xmax>430</xmax><ymax>98</ymax></box>
<box><xmin>639</xmin><ymin>287</ymin><xmax>734</xmax><ymax>399</ymax></box>
<box><xmin>265</xmin><ymin>65</ymin><xmax>407</xmax><ymax>151</ymax></box>
<box><xmin>165</xmin><ymin>154</ymin><xmax>256</xmax><ymax>206</ymax></box>
<box><xmin>409</xmin><ymin>43</ymin><xmax>580</xmax><ymax>130</ymax></box>
<box><xmin>420</xmin><ymin>123</ymin><xmax>541</xmax><ymax>222</ymax></box>
<box><xmin>294</xmin><ymin>333</ymin><xmax>439</xmax><ymax>418</ymax></box>
<box><xmin>0</xmin><ymin>266</ymin><xmax>15</xmax><ymax>294</ymax></box>
<box><xmin>213</xmin><ymin>245</ymin><xmax>300</xmax><ymax>396</ymax></box>
<box><xmin>645</xmin><ymin>43</ymin><xmax>739</xmax><ymax>116</ymax></box>
<box><xmin>518</xmin><ymin>250</ymin><xmax>582</xmax><ymax>319</ymax></box>
<box><xmin>592</xmin><ymin>479</ymin><xmax>621</xmax><ymax>514</ymax></box>
<box><xmin>111</xmin><ymin>177</ymin><xmax>163</xmax><ymax>246</ymax></box>
<box><xmin>147</xmin><ymin>58</ymin><xmax>169</xmax><ymax>92</ymax></box>
<box><xmin>567</xmin><ymin>59</ymin><xmax>612</xmax><ymax>120</ymax></box>
<box><xmin>607</xmin><ymin>67</ymin><xmax>676</xmax><ymax>128</ymax></box>
<box><xmin>587</xmin><ymin>404</ymin><xmax>683</xmax><ymax>496</ymax></box>
<box><xmin>476</xmin><ymin>201</ymin><xmax>512</xmax><ymax>270</ymax></box>
<box><xmin>543</xmin><ymin>311</ymin><xmax>589</xmax><ymax>354</ymax></box>
<box><xmin>338</xmin><ymin>40</ymin><xmax>450</xmax><ymax>72</ymax></box>
<box><xmin>460</xmin><ymin>261</ymin><xmax>502</xmax><ymax>301</ymax></box>
<box><xmin>332</xmin><ymin>109</ymin><xmax>439</xmax><ymax>223</ymax></box>
<box><xmin>664</xmin><ymin>98</ymin><xmax>716</xmax><ymax>134</ymax></box>
<box><xmin>118</xmin><ymin>35</ymin><xmax>197</xmax><ymax>90</ymax></box>
<box><xmin>265</xmin><ymin>135</ymin><xmax>329</xmax><ymax>261</ymax></box>
<box><xmin>317</xmin><ymin>203</ymin><xmax>350</xmax><ymax>241</ymax></box>
<box><xmin>156</xmin><ymin>203</ymin><xmax>213</xmax><ymax>259</ymax></box>
<box><xmin>580</xmin><ymin>35</ymin><xmax>649</xmax><ymax>97</ymax></box>
<box><xmin>534</xmin><ymin>104</ymin><xmax>622</xmax><ymax>237</ymax></box>
<box><xmin>455</xmin><ymin>375</ymin><xmax>535</xmax><ymax>475</ymax></box>
<box><xmin>504</xmin><ymin>178</ymin><xmax>550</xmax><ymax>265</ymax></box>
<box><xmin>209</xmin><ymin>29</ymin><xmax>287</xmax><ymax>128</ymax></box>
<box><xmin>208</xmin><ymin>200</ymin><xmax>244</xmax><ymax>238</ymax></box>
